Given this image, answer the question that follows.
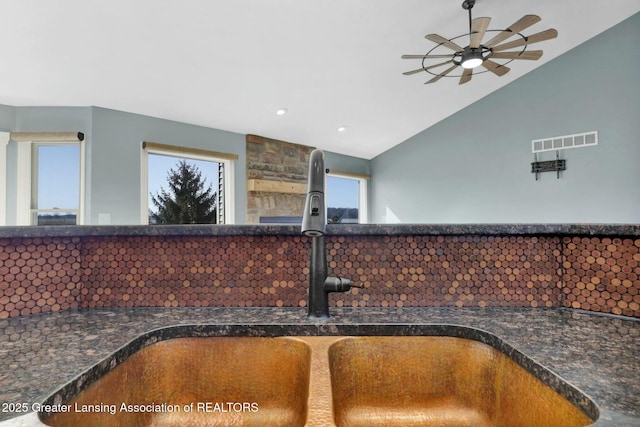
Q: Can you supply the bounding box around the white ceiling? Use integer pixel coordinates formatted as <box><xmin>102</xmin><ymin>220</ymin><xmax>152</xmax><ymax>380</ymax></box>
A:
<box><xmin>1</xmin><ymin>0</ymin><xmax>638</xmax><ymax>159</ymax></box>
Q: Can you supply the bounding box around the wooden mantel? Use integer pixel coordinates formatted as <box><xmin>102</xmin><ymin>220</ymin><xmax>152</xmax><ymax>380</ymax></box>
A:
<box><xmin>247</xmin><ymin>179</ymin><xmax>307</xmax><ymax>195</ymax></box>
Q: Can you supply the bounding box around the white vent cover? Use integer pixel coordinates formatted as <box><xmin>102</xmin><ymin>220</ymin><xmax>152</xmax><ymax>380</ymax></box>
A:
<box><xmin>532</xmin><ymin>131</ymin><xmax>598</xmax><ymax>153</ymax></box>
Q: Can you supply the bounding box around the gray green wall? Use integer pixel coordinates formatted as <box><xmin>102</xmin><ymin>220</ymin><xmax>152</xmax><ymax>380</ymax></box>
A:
<box><xmin>0</xmin><ymin>104</ymin><xmax>16</xmax><ymax>130</ymax></box>
<box><xmin>371</xmin><ymin>13</ymin><xmax>640</xmax><ymax>224</ymax></box>
<box><xmin>324</xmin><ymin>151</ymin><xmax>370</xmax><ymax>176</ymax></box>
<box><xmin>89</xmin><ymin>107</ymin><xmax>247</xmax><ymax>225</ymax></box>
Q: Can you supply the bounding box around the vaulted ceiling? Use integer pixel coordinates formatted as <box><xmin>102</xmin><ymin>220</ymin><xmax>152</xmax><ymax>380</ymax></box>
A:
<box><xmin>1</xmin><ymin>0</ymin><xmax>638</xmax><ymax>159</ymax></box>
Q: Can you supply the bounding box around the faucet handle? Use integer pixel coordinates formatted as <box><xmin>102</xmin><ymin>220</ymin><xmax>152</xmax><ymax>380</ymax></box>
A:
<box><xmin>324</xmin><ymin>276</ymin><xmax>363</xmax><ymax>292</ymax></box>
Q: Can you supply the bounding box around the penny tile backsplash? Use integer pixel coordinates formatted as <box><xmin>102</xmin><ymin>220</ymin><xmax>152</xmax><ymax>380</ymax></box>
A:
<box><xmin>1</xmin><ymin>234</ymin><xmax>638</xmax><ymax>319</ymax></box>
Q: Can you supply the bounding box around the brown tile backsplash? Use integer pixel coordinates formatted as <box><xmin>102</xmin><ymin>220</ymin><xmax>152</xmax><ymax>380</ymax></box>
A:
<box><xmin>325</xmin><ymin>235</ymin><xmax>562</xmax><ymax>309</ymax></box>
<box><xmin>562</xmin><ymin>237</ymin><xmax>640</xmax><ymax>317</ymax></box>
<box><xmin>80</xmin><ymin>235</ymin><xmax>309</xmax><ymax>309</ymax></box>
<box><xmin>0</xmin><ymin>237</ymin><xmax>82</xmax><ymax>318</ymax></box>
<box><xmin>1</xmin><ymin>234</ymin><xmax>639</xmax><ymax>319</ymax></box>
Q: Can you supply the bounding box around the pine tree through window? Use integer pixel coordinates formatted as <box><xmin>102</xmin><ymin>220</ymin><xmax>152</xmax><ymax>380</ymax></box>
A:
<box><xmin>148</xmin><ymin>155</ymin><xmax>220</xmax><ymax>224</ymax></box>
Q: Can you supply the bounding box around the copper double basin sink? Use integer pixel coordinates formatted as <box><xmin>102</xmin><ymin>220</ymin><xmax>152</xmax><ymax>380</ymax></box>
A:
<box><xmin>40</xmin><ymin>327</ymin><xmax>597</xmax><ymax>427</ymax></box>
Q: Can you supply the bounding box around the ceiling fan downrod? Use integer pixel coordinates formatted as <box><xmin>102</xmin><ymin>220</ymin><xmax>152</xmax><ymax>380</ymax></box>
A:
<box><xmin>459</xmin><ymin>0</ymin><xmax>488</xmax><ymax>69</ymax></box>
<box><xmin>462</xmin><ymin>0</ymin><xmax>476</xmax><ymax>35</ymax></box>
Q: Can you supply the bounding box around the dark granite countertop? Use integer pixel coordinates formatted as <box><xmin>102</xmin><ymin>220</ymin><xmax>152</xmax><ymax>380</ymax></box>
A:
<box><xmin>0</xmin><ymin>307</ymin><xmax>638</xmax><ymax>426</ymax></box>
<box><xmin>1</xmin><ymin>223</ymin><xmax>639</xmax><ymax>238</ymax></box>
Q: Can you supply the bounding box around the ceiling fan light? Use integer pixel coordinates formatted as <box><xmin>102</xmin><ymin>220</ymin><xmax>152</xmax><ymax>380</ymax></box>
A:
<box><xmin>461</xmin><ymin>57</ymin><xmax>483</xmax><ymax>69</ymax></box>
<box><xmin>461</xmin><ymin>48</ymin><xmax>484</xmax><ymax>69</ymax></box>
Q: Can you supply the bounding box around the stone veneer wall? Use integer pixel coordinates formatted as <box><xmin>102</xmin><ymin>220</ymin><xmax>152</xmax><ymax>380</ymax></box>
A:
<box><xmin>1</xmin><ymin>234</ymin><xmax>638</xmax><ymax>319</ymax></box>
<box><xmin>245</xmin><ymin>135</ymin><xmax>313</xmax><ymax>224</ymax></box>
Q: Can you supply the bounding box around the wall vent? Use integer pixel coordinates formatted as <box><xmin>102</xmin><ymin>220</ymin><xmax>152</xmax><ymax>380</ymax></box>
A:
<box><xmin>532</xmin><ymin>131</ymin><xmax>598</xmax><ymax>153</ymax></box>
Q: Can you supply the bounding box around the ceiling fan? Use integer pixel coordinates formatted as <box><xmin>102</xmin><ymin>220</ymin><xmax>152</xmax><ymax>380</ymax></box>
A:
<box><xmin>402</xmin><ymin>0</ymin><xmax>558</xmax><ymax>85</ymax></box>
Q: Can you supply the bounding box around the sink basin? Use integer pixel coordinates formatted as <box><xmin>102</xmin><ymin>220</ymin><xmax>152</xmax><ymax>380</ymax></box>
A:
<box><xmin>38</xmin><ymin>328</ymin><xmax>597</xmax><ymax>427</ymax></box>
<box><xmin>328</xmin><ymin>336</ymin><xmax>594</xmax><ymax>427</ymax></box>
<box><xmin>41</xmin><ymin>337</ymin><xmax>311</xmax><ymax>427</ymax></box>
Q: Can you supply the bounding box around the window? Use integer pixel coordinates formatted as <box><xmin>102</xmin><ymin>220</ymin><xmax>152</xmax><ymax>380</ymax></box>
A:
<box><xmin>31</xmin><ymin>144</ymin><xmax>81</xmax><ymax>225</ymax></box>
<box><xmin>141</xmin><ymin>142</ymin><xmax>236</xmax><ymax>225</ymax></box>
<box><xmin>326</xmin><ymin>170</ymin><xmax>368</xmax><ymax>224</ymax></box>
<box><xmin>12</xmin><ymin>132</ymin><xmax>85</xmax><ymax>226</ymax></box>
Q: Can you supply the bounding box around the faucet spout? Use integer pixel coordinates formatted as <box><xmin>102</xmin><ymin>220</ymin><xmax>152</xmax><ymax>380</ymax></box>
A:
<box><xmin>301</xmin><ymin>149</ymin><xmax>326</xmax><ymax>237</ymax></box>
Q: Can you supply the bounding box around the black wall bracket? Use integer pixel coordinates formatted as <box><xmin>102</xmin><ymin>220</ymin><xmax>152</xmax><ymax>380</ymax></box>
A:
<box><xmin>531</xmin><ymin>151</ymin><xmax>566</xmax><ymax>180</ymax></box>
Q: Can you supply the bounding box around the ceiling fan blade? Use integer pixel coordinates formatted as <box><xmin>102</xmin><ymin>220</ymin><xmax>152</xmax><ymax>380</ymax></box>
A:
<box><xmin>425</xmin><ymin>34</ymin><xmax>463</xmax><ymax>52</ymax></box>
<box><xmin>403</xmin><ymin>68</ymin><xmax>426</xmax><ymax>76</ymax></box>
<box><xmin>481</xmin><ymin>59</ymin><xmax>510</xmax><ymax>76</ymax></box>
<box><xmin>491</xmin><ymin>50</ymin><xmax>543</xmax><ymax>60</ymax></box>
<box><xmin>470</xmin><ymin>17</ymin><xmax>491</xmax><ymax>48</ymax></box>
<box><xmin>484</xmin><ymin>15</ymin><xmax>541</xmax><ymax>48</ymax></box>
<box><xmin>492</xmin><ymin>29</ymin><xmax>558</xmax><ymax>52</ymax></box>
<box><xmin>459</xmin><ymin>68</ymin><xmax>473</xmax><ymax>85</ymax></box>
<box><xmin>403</xmin><ymin>60</ymin><xmax>454</xmax><ymax>76</ymax></box>
<box><xmin>424</xmin><ymin>60</ymin><xmax>454</xmax><ymax>71</ymax></box>
<box><xmin>425</xmin><ymin>64</ymin><xmax>458</xmax><ymax>84</ymax></box>
<box><xmin>401</xmin><ymin>54</ymin><xmax>454</xmax><ymax>59</ymax></box>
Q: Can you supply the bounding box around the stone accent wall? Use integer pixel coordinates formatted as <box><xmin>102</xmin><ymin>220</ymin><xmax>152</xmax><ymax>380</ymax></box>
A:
<box><xmin>246</xmin><ymin>134</ymin><xmax>314</xmax><ymax>224</ymax></box>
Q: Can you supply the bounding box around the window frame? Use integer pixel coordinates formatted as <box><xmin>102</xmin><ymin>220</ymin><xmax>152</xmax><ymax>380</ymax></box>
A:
<box><xmin>13</xmin><ymin>133</ymin><xmax>86</xmax><ymax>225</ymax></box>
<box><xmin>141</xmin><ymin>141</ymin><xmax>236</xmax><ymax>225</ymax></box>
<box><xmin>0</xmin><ymin>132</ymin><xmax>9</xmax><ymax>225</ymax></box>
<box><xmin>326</xmin><ymin>169</ymin><xmax>369</xmax><ymax>224</ymax></box>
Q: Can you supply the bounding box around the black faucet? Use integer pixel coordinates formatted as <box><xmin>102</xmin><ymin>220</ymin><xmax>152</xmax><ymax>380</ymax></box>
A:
<box><xmin>301</xmin><ymin>149</ymin><xmax>361</xmax><ymax>319</ymax></box>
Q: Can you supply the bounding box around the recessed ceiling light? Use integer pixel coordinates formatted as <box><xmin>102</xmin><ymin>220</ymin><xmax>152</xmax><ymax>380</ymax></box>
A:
<box><xmin>276</xmin><ymin>108</ymin><xmax>288</xmax><ymax>116</ymax></box>
<box><xmin>337</xmin><ymin>126</ymin><xmax>347</xmax><ymax>132</ymax></box>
